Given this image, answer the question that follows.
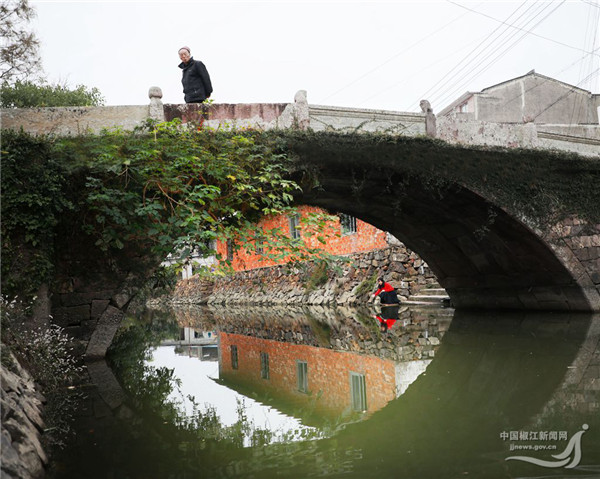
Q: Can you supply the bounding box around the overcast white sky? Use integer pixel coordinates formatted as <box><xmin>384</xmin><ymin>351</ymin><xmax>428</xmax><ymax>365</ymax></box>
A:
<box><xmin>31</xmin><ymin>1</ymin><xmax>599</xmax><ymax>112</ymax></box>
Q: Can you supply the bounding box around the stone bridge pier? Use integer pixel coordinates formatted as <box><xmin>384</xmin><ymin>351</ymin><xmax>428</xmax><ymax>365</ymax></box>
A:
<box><xmin>50</xmin><ymin>229</ymin><xmax>156</xmax><ymax>360</ymax></box>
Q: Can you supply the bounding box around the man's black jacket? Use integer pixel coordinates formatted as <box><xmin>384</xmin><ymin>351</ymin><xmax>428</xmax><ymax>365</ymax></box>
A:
<box><xmin>179</xmin><ymin>58</ymin><xmax>213</xmax><ymax>103</ymax></box>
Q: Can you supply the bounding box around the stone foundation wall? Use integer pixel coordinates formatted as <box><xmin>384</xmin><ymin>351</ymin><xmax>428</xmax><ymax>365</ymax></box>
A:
<box><xmin>1</xmin><ymin>352</ymin><xmax>47</xmax><ymax>479</ymax></box>
<box><xmin>167</xmin><ymin>245</ymin><xmax>439</xmax><ymax>306</ymax></box>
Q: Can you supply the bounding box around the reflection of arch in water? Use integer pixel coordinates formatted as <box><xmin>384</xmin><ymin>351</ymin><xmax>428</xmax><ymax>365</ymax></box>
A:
<box><xmin>520</xmin><ymin>314</ymin><xmax>600</xmax><ymax>461</ymax></box>
<box><xmin>221</xmin><ymin>311</ymin><xmax>597</xmax><ymax>478</ymax></box>
<box><xmin>325</xmin><ymin>311</ymin><xmax>597</xmax><ymax>478</ymax></box>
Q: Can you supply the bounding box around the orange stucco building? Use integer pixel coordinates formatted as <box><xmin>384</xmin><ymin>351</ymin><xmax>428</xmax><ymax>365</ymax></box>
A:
<box><xmin>216</xmin><ymin>206</ymin><xmax>388</xmax><ymax>271</ymax></box>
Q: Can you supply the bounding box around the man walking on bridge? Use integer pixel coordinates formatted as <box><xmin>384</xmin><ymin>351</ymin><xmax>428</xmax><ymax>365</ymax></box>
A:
<box><xmin>178</xmin><ymin>46</ymin><xmax>213</xmax><ymax>103</ymax></box>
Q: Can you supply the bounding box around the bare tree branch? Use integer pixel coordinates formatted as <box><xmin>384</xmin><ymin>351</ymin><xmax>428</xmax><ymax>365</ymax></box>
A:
<box><xmin>0</xmin><ymin>0</ymin><xmax>43</xmax><ymax>83</ymax></box>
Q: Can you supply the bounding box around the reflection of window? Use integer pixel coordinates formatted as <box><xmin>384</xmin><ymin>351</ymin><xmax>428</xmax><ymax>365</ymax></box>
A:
<box><xmin>297</xmin><ymin>360</ymin><xmax>308</xmax><ymax>393</ymax></box>
<box><xmin>194</xmin><ymin>330</ymin><xmax>201</xmax><ymax>339</ymax></box>
<box><xmin>339</xmin><ymin>213</ymin><xmax>357</xmax><ymax>235</ymax></box>
<box><xmin>230</xmin><ymin>345</ymin><xmax>238</xmax><ymax>369</ymax></box>
<box><xmin>350</xmin><ymin>372</ymin><xmax>367</xmax><ymax>412</ymax></box>
<box><xmin>289</xmin><ymin>215</ymin><xmax>301</xmax><ymax>240</ymax></box>
<box><xmin>260</xmin><ymin>352</ymin><xmax>270</xmax><ymax>380</ymax></box>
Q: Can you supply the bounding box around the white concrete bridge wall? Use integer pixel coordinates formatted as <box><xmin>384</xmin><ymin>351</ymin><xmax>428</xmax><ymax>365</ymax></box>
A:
<box><xmin>1</xmin><ymin>87</ymin><xmax>598</xmax><ymax>157</ymax></box>
<box><xmin>437</xmin><ymin>116</ymin><xmax>600</xmax><ymax>158</ymax></box>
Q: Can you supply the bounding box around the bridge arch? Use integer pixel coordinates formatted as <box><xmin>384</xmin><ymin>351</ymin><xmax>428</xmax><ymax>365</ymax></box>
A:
<box><xmin>288</xmin><ymin>132</ymin><xmax>600</xmax><ymax>311</ymax></box>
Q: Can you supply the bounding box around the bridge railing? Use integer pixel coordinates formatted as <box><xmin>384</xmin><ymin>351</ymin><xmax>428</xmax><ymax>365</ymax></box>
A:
<box><xmin>0</xmin><ymin>87</ymin><xmax>430</xmax><ymax>138</ymax></box>
<box><xmin>1</xmin><ymin>86</ymin><xmax>598</xmax><ymax>157</ymax></box>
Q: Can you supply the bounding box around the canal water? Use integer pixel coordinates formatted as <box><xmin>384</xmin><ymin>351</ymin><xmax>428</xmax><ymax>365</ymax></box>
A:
<box><xmin>49</xmin><ymin>305</ymin><xmax>600</xmax><ymax>479</ymax></box>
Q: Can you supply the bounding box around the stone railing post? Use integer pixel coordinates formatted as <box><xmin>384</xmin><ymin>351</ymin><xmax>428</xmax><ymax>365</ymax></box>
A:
<box><xmin>148</xmin><ymin>86</ymin><xmax>165</xmax><ymax>122</ymax></box>
<box><xmin>293</xmin><ymin>90</ymin><xmax>310</xmax><ymax>129</ymax></box>
<box><xmin>278</xmin><ymin>90</ymin><xmax>310</xmax><ymax>129</ymax></box>
<box><xmin>420</xmin><ymin>99</ymin><xmax>437</xmax><ymax>138</ymax></box>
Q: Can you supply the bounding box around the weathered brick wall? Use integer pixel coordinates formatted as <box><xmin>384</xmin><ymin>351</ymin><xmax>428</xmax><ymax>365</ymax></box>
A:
<box><xmin>215</xmin><ymin>206</ymin><xmax>388</xmax><ymax>271</ymax></box>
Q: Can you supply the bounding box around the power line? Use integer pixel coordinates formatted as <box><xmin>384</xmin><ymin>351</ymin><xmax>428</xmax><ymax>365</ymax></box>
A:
<box><xmin>317</xmin><ymin>4</ymin><xmax>482</xmax><ymax>104</ymax></box>
<box><xmin>571</xmin><ymin>0</ymin><xmax>599</xmax><ymax>122</ymax></box>
<box><xmin>447</xmin><ymin>0</ymin><xmax>600</xmax><ymax>57</ymax></box>
<box><xmin>361</xmin><ymin>1</ymin><xmax>552</xmax><ymax>109</ymax></box>
<box><xmin>428</xmin><ymin>1</ymin><xmax>565</xmax><ymax>111</ymax></box>
<box><xmin>356</xmin><ymin>31</ymin><xmax>487</xmax><ymax>108</ymax></box>
<box><xmin>407</xmin><ymin>0</ymin><xmax>600</xmax><ymax>112</ymax></box>
<box><xmin>410</xmin><ymin>0</ymin><xmax>532</xmax><ymax>110</ymax></box>
<box><xmin>409</xmin><ymin>1</ymin><xmax>558</xmax><ymax>111</ymax></box>
<box><xmin>421</xmin><ymin>1</ymin><xmax>554</xmax><ymax>110</ymax></box>
<box><xmin>578</xmin><ymin>0</ymin><xmax>600</xmax><ymax>9</ymax></box>
<box><xmin>428</xmin><ymin>1</ymin><xmax>563</xmax><ymax>108</ymax></box>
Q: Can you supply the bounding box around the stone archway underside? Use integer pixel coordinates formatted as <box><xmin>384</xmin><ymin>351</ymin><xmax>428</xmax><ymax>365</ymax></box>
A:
<box><xmin>296</xmin><ymin>163</ymin><xmax>594</xmax><ymax>312</ymax></box>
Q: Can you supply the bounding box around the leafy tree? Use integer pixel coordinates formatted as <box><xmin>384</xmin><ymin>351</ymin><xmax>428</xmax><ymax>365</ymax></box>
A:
<box><xmin>0</xmin><ymin>1</ymin><xmax>105</xmax><ymax>107</ymax></box>
<box><xmin>0</xmin><ymin>80</ymin><xmax>105</xmax><ymax>107</ymax></box>
<box><xmin>0</xmin><ymin>0</ymin><xmax>42</xmax><ymax>83</ymax></box>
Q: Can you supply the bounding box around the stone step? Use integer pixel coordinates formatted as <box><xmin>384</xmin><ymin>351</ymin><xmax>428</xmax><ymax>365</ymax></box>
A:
<box><xmin>410</xmin><ymin>294</ymin><xmax>449</xmax><ymax>299</ymax></box>
<box><xmin>407</xmin><ymin>296</ymin><xmax>450</xmax><ymax>304</ymax></box>
<box><xmin>411</xmin><ymin>308</ymin><xmax>455</xmax><ymax>316</ymax></box>
<box><xmin>403</xmin><ymin>299</ymin><xmax>449</xmax><ymax>306</ymax></box>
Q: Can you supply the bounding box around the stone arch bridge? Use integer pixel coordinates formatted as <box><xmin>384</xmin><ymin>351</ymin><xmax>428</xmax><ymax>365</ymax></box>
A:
<box><xmin>3</xmin><ymin>89</ymin><xmax>599</xmax><ymax>359</ymax></box>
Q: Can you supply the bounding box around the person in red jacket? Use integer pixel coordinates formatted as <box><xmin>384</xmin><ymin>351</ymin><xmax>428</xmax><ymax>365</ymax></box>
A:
<box><xmin>372</xmin><ymin>278</ymin><xmax>400</xmax><ymax>305</ymax></box>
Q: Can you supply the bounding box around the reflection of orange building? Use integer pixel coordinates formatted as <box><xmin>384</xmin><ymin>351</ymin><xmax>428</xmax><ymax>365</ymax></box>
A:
<box><xmin>219</xmin><ymin>331</ymin><xmax>399</xmax><ymax>421</ymax></box>
<box><xmin>215</xmin><ymin>205</ymin><xmax>389</xmax><ymax>271</ymax></box>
